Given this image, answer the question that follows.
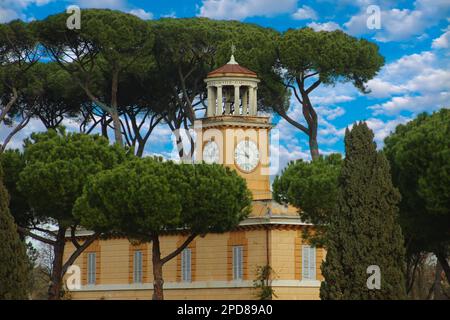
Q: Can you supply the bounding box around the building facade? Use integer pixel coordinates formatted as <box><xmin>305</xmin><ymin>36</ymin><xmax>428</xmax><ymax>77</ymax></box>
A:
<box><xmin>65</xmin><ymin>56</ymin><xmax>324</xmax><ymax>300</ymax></box>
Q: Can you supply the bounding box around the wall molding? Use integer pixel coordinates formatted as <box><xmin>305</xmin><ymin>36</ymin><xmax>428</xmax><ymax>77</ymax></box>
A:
<box><xmin>74</xmin><ymin>279</ymin><xmax>321</xmax><ymax>292</ymax></box>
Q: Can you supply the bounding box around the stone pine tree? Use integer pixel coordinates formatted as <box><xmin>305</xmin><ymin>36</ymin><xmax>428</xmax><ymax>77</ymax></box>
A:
<box><xmin>320</xmin><ymin>122</ymin><xmax>406</xmax><ymax>300</ymax></box>
<box><xmin>0</xmin><ymin>165</ymin><xmax>30</xmax><ymax>300</ymax></box>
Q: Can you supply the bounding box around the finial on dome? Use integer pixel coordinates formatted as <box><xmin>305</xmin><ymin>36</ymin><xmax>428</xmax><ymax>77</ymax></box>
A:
<box><xmin>227</xmin><ymin>43</ymin><xmax>238</xmax><ymax>64</ymax></box>
<box><xmin>228</xmin><ymin>54</ymin><xmax>238</xmax><ymax>65</ymax></box>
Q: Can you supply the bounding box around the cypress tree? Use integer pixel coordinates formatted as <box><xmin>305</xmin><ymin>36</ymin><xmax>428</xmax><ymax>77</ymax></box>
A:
<box><xmin>0</xmin><ymin>165</ymin><xmax>30</xmax><ymax>300</ymax></box>
<box><xmin>320</xmin><ymin>122</ymin><xmax>406</xmax><ymax>300</ymax></box>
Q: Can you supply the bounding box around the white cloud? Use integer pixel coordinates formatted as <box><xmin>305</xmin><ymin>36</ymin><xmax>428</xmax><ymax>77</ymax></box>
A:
<box><xmin>315</xmin><ymin>106</ymin><xmax>346</xmax><ymax>121</ymax></box>
<box><xmin>0</xmin><ymin>8</ymin><xmax>20</xmax><ymax>23</ymax></box>
<box><xmin>292</xmin><ymin>5</ymin><xmax>317</xmax><ymax>20</ymax></box>
<box><xmin>311</xmin><ymin>95</ymin><xmax>354</xmax><ymax>106</ymax></box>
<box><xmin>369</xmin><ymin>93</ymin><xmax>450</xmax><ymax>116</ymax></box>
<box><xmin>197</xmin><ymin>0</ymin><xmax>297</xmax><ymax>20</ymax></box>
<box><xmin>0</xmin><ymin>0</ymin><xmax>57</xmax><ymax>22</ymax></box>
<box><xmin>272</xmin><ymin>143</ymin><xmax>311</xmax><ymax>175</ymax></box>
<box><xmin>128</xmin><ymin>8</ymin><xmax>153</xmax><ymax>20</ymax></box>
<box><xmin>307</xmin><ymin>21</ymin><xmax>341</xmax><ymax>32</ymax></box>
<box><xmin>432</xmin><ymin>26</ymin><xmax>450</xmax><ymax>49</ymax></box>
<box><xmin>366</xmin><ymin>51</ymin><xmax>450</xmax><ymax>115</ymax></box>
<box><xmin>344</xmin><ymin>0</ymin><xmax>450</xmax><ymax>42</ymax></box>
<box><xmin>364</xmin><ymin>116</ymin><xmax>412</xmax><ymax>147</ymax></box>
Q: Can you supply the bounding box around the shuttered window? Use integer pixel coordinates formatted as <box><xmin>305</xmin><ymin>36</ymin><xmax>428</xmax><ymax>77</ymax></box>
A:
<box><xmin>233</xmin><ymin>246</ymin><xmax>244</xmax><ymax>280</ymax></box>
<box><xmin>181</xmin><ymin>248</ymin><xmax>192</xmax><ymax>282</ymax></box>
<box><xmin>133</xmin><ymin>250</ymin><xmax>143</xmax><ymax>283</ymax></box>
<box><xmin>302</xmin><ymin>245</ymin><xmax>316</xmax><ymax>280</ymax></box>
<box><xmin>87</xmin><ymin>252</ymin><xmax>96</xmax><ymax>285</ymax></box>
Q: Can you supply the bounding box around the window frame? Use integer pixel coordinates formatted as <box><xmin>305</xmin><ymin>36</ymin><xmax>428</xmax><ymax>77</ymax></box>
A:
<box><xmin>302</xmin><ymin>245</ymin><xmax>316</xmax><ymax>281</ymax></box>
<box><xmin>133</xmin><ymin>250</ymin><xmax>143</xmax><ymax>284</ymax></box>
<box><xmin>232</xmin><ymin>245</ymin><xmax>244</xmax><ymax>281</ymax></box>
<box><xmin>181</xmin><ymin>248</ymin><xmax>192</xmax><ymax>282</ymax></box>
<box><xmin>87</xmin><ymin>252</ymin><xmax>96</xmax><ymax>285</ymax></box>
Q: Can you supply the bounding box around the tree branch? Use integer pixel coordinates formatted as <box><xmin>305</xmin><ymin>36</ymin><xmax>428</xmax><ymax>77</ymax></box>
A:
<box><xmin>161</xmin><ymin>233</ymin><xmax>197</xmax><ymax>265</ymax></box>
<box><xmin>17</xmin><ymin>226</ymin><xmax>56</xmax><ymax>246</ymax></box>
<box><xmin>62</xmin><ymin>232</ymin><xmax>101</xmax><ymax>276</ymax></box>
<box><xmin>0</xmin><ymin>87</ymin><xmax>18</xmax><ymax>124</ymax></box>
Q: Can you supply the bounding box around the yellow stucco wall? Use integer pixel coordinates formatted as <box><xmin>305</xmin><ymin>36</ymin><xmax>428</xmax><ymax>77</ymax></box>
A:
<box><xmin>64</xmin><ymin>227</ymin><xmax>324</xmax><ymax>300</ymax></box>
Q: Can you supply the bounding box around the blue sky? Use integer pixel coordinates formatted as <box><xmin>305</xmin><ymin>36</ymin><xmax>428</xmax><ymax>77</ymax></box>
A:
<box><xmin>1</xmin><ymin>0</ymin><xmax>449</xmax><ymax>174</ymax></box>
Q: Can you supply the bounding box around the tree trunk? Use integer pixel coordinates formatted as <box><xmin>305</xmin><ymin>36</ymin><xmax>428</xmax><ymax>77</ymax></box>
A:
<box><xmin>151</xmin><ymin>235</ymin><xmax>164</xmax><ymax>300</ymax></box>
<box><xmin>435</xmin><ymin>251</ymin><xmax>450</xmax><ymax>284</ymax></box>
<box><xmin>111</xmin><ymin>109</ymin><xmax>123</xmax><ymax>146</ymax></box>
<box><xmin>309</xmin><ymin>135</ymin><xmax>320</xmax><ymax>161</ymax></box>
<box><xmin>136</xmin><ymin>142</ymin><xmax>145</xmax><ymax>158</ymax></box>
<box><xmin>303</xmin><ymin>99</ymin><xmax>319</xmax><ymax>161</ymax></box>
<box><xmin>48</xmin><ymin>228</ymin><xmax>66</xmax><ymax>300</ymax></box>
<box><xmin>110</xmin><ymin>70</ymin><xmax>123</xmax><ymax>146</ymax></box>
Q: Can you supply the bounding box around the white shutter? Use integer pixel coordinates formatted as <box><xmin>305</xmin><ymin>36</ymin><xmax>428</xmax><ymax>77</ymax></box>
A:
<box><xmin>309</xmin><ymin>247</ymin><xmax>316</xmax><ymax>280</ymax></box>
<box><xmin>134</xmin><ymin>251</ymin><xmax>143</xmax><ymax>283</ymax></box>
<box><xmin>88</xmin><ymin>252</ymin><xmax>96</xmax><ymax>284</ymax></box>
<box><xmin>233</xmin><ymin>246</ymin><xmax>243</xmax><ymax>280</ymax></box>
<box><xmin>182</xmin><ymin>248</ymin><xmax>192</xmax><ymax>282</ymax></box>
<box><xmin>181</xmin><ymin>249</ymin><xmax>186</xmax><ymax>281</ymax></box>
<box><xmin>302</xmin><ymin>245</ymin><xmax>309</xmax><ymax>280</ymax></box>
<box><xmin>302</xmin><ymin>245</ymin><xmax>316</xmax><ymax>280</ymax></box>
<box><xmin>187</xmin><ymin>249</ymin><xmax>191</xmax><ymax>282</ymax></box>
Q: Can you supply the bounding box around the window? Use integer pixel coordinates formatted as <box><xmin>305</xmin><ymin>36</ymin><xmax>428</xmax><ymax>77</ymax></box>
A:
<box><xmin>133</xmin><ymin>250</ymin><xmax>143</xmax><ymax>283</ymax></box>
<box><xmin>87</xmin><ymin>252</ymin><xmax>96</xmax><ymax>285</ymax></box>
<box><xmin>181</xmin><ymin>248</ymin><xmax>192</xmax><ymax>282</ymax></box>
<box><xmin>302</xmin><ymin>245</ymin><xmax>316</xmax><ymax>280</ymax></box>
<box><xmin>232</xmin><ymin>246</ymin><xmax>244</xmax><ymax>280</ymax></box>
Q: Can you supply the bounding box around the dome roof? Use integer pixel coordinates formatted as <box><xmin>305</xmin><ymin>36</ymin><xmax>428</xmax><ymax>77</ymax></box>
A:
<box><xmin>207</xmin><ymin>55</ymin><xmax>257</xmax><ymax>78</ymax></box>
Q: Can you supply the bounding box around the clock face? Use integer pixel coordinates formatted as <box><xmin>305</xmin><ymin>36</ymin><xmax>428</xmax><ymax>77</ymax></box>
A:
<box><xmin>234</xmin><ymin>140</ymin><xmax>260</xmax><ymax>172</ymax></box>
<box><xmin>203</xmin><ymin>141</ymin><xmax>220</xmax><ymax>164</ymax></box>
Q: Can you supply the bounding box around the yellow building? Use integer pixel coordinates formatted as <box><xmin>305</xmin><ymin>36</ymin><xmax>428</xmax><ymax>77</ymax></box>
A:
<box><xmin>65</xmin><ymin>56</ymin><xmax>324</xmax><ymax>300</ymax></box>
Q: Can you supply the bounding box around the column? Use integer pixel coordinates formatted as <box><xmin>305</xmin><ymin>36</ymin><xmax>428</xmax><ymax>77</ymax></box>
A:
<box><xmin>234</xmin><ymin>85</ymin><xmax>240</xmax><ymax>115</ymax></box>
<box><xmin>225</xmin><ymin>90</ymin><xmax>231</xmax><ymax>115</ymax></box>
<box><xmin>207</xmin><ymin>86</ymin><xmax>214</xmax><ymax>117</ymax></box>
<box><xmin>242</xmin><ymin>88</ymin><xmax>248</xmax><ymax>115</ymax></box>
<box><xmin>248</xmin><ymin>86</ymin><xmax>255</xmax><ymax>115</ymax></box>
<box><xmin>216</xmin><ymin>86</ymin><xmax>223</xmax><ymax>115</ymax></box>
<box><xmin>253</xmin><ymin>87</ymin><xmax>258</xmax><ymax>115</ymax></box>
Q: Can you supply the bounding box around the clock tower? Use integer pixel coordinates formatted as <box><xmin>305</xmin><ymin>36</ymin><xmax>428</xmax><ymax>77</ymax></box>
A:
<box><xmin>196</xmin><ymin>55</ymin><xmax>272</xmax><ymax>201</ymax></box>
<box><xmin>65</xmin><ymin>53</ymin><xmax>324</xmax><ymax>302</ymax></box>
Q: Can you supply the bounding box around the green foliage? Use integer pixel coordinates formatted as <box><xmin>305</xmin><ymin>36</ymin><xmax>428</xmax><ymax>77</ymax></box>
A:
<box><xmin>0</xmin><ymin>150</ymin><xmax>30</xmax><ymax>227</ymax></box>
<box><xmin>74</xmin><ymin>158</ymin><xmax>252</xmax><ymax>239</ymax></box>
<box><xmin>34</xmin><ymin>9</ymin><xmax>153</xmax><ymax>75</ymax></box>
<box><xmin>384</xmin><ymin>109</ymin><xmax>450</xmax><ymax>263</ymax></box>
<box><xmin>22</xmin><ymin>62</ymin><xmax>85</xmax><ymax>128</ymax></box>
<box><xmin>278</xmin><ymin>27</ymin><xmax>384</xmax><ymax>93</ymax></box>
<box><xmin>273</xmin><ymin>154</ymin><xmax>342</xmax><ymax>222</ymax></box>
<box><xmin>0</xmin><ymin>19</ymin><xmax>38</xmax><ymax>85</ymax></box>
<box><xmin>276</xmin><ymin>27</ymin><xmax>384</xmax><ymax>159</ymax></box>
<box><xmin>253</xmin><ymin>265</ymin><xmax>276</xmax><ymax>300</ymax></box>
<box><xmin>320</xmin><ymin>122</ymin><xmax>406</xmax><ymax>300</ymax></box>
<box><xmin>0</xmin><ymin>19</ymin><xmax>39</xmax><ymax>133</ymax></box>
<box><xmin>17</xmin><ymin>128</ymin><xmax>129</xmax><ymax>227</ymax></box>
<box><xmin>33</xmin><ymin>9</ymin><xmax>155</xmax><ymax>145</ymax></box>
<box><xmin>149</xmin><ymin>18</ymin><xmax>288</xmax><ymax>119</ymax></box>
<box><xmin>0</xmin><ymin>165</ymin><xmax>30</xmax><ymax>300</ymax></box>
<box><xmin>273</xmin><ymin>154</ymin><xmax>342</xmax><ymax>245</ymax></box>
